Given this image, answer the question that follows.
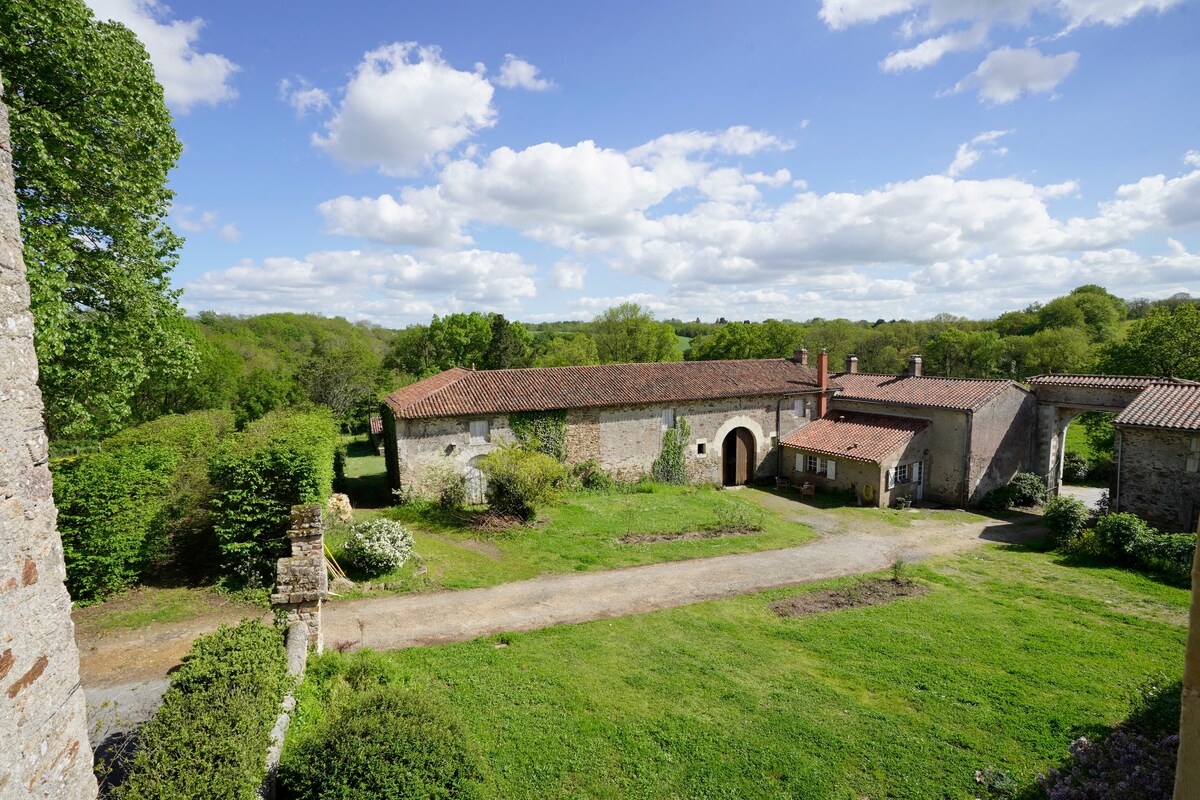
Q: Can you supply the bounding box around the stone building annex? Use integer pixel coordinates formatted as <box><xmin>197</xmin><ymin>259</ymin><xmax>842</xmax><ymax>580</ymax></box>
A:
<box><xmin>382</xmin><ymin>349</ymin><xmax>1200</xmax><ymax>527</ymax></box>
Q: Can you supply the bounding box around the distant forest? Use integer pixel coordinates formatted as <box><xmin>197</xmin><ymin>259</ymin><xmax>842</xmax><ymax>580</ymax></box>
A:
<box><xmin>96</xmin><ymin>285</ymin><xmax>1199</xmax><ymax>450</ymax></box>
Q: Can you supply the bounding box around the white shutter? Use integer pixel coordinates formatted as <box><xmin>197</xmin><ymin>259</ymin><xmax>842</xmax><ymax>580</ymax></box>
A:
<box><xmin>826</xmin><ymin>460</ymin><xmax>836</xmax><ymax>480</ymax></box>
<box><xmin>662</xmin><ymin>409</ymin><xmax>675</xmax><ymax>430</ymax></box>
<box><xmin>886</xmin><ymin>469</ymin><xmax>894</xmax><ymax>489</ymax></box>
<box><xmin>469</xmin><ymin>420</ymin><xmax>489</xmax><ymax>442</ymax></box>
<box><xmin>795</xmin><ymin>454</ymin><xmax>803</xmax><ymax>471</ymax></box>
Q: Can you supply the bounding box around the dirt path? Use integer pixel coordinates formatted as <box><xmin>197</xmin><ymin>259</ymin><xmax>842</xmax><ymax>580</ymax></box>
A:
<box><xmin>325</xmin><ymin>499</ymin><xmax>1043</xmax><ymax>652</ymax></box>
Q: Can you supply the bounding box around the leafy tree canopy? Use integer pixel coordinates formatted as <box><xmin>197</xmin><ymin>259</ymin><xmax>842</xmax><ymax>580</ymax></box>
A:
<box><xmin>590</xmin><ymin>303</ymin><xmax>681</xmax><ymax>364</ymax></box>
<box><xmin>2</xmin><ymin>0</ymin><xmax>190</xmax><ymax>439</ymax></box>
<box><xmin>1099</xmin><ymin>304</ymin><xmax>1200</xmax><ymax>380</ymax></box>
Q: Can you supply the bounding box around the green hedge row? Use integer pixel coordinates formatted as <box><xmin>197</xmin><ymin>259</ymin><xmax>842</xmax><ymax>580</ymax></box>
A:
<box><xmin>118</xmin><ymin>620</ymin><xmax>291</xmax><ymax>800</ymax></box>
<box><xmin>209</xmin><ymin>408</ymin><xmax>339</xmax><ymax>583</ymax></box>
<box><xmin>53</xmin><ymin>410</ymin><xmax>236</xmax><ymax>602</ymax></box>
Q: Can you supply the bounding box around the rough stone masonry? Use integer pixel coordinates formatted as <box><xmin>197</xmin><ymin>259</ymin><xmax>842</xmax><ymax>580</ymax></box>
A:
<box><xmin>0</xmin><ymin>76</ymin><xmax>98</xmax><ymax>798</ymax></box>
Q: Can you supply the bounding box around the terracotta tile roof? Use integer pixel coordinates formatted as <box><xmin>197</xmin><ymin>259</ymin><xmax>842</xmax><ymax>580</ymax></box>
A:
<box><xmin>780</xmin><ymin>412</ymin><xmax>929</xmax><ymax>463</ymax></box>
<box><xmin>830</xmin><ymin>372</ymin><xmax>1017</xmax><ymax>412</ymax></box>
<box><xmin>385</xmin><ymin>359</ymin><xmax>823</xmax><ymax>419</ymax></box>
<box><xmin>1027</xmin><ymin>374</ymin><xmax>1187</xmax><ymax>390</ymax></box>
<box><xmin>368</xmin><ymin>414</ymin><xmax>383</xmax><ymax>436</ymax></box>
<box><xmin>1113</xmin><ymin>383</ymin><xmax>1200</xmax><ymax>431</ymax></box>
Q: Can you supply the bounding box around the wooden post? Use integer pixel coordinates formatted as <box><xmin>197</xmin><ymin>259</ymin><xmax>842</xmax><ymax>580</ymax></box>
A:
<box><xmin>1175</xmin><ymin>516</ymin><xmax>1200</xmax><ymax>800</ymax></box>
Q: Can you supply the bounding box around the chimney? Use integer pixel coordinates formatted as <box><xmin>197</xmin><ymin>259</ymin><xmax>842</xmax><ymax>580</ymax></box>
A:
<box><xmin>817</xmin><ymin>348</ymin><xmax>830</xmax><ymax>418</ymax></box>
<box><xmin>793</xmin><ymin>348</ymin><xmax>808</xmax><ymax>366</ymax></box>
<box><xmin>908</xmin><ymin>354</ymin><xmax>922</xmax><ymax>377</ymax></box>
<box><xmin>845</xmin><ymin>354</ymin><xmax>858</xmax><ymax>374</ymax></box>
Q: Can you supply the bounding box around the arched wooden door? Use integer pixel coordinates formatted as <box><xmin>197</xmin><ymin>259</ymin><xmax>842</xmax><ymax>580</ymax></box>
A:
<box><xmin>722</xmin><ymin>427</ymin><xmax>754</xmax><ymax>486</ymax></box>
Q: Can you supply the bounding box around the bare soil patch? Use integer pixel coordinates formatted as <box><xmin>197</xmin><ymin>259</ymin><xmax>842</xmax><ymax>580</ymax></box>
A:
<box><xmin>769</xmin><ymin>578</ymin><xmax>928</xmax><ymax>617</ymax></box>
<box><xmin>618</xmin><ymin>528</ymin><xmax>756</xmax><ymax>544</ymax></box>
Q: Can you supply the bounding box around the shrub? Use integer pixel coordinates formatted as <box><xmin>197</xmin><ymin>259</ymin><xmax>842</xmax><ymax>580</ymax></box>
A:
<box><xmin>421</xmin><ymin>459</ymin><xmax>468</xmax><ymax>510</ymax></box>
<box><xmin>981</xmin><ymin>485</ymin><xmax>1016</xmax><ymax>513</ymax></box>
<box><xmin>1095</xmin><ymin>513</ymin><xmax>1154</xmax><ymax>563</ymax></box>
<box><xmin>343</xmin><ymin>518</ymin><xmax>414</xmax><ymax>576</ymax></box>
<box><xmin>1126</xmin><ymin>530</ymin><xmax>1195</xmax><ymax>586</ymax></box>
<box><xmin>479</xmin><ymin>443</ymin><xmax>565</xmax><ymax>520</ymax></box>
<box><xmin>53</xmin><ymin>447</ymin><xmax>177</xmax><ymax>602</ymax></box>
<box><xmin>279</xmin><ymin>685</ymin><xmax>484</xmax><ymax>800</ymax></box>
<box><xmin>1007</xmin><ymin>471</ymin><xmax>1046</xmax><ymax>507</ymax></box>
<box><xmin>209</xmin><ymin>408</ymin><xmax>339</xmax><ymax>584</ymax></box>
<box><xmin>710</xmin><ymin>503</ymin><xmax>765</xmax><ymax>533</ymax></box>
<box><xmin>118</xmin><ymin>620</ymin><xmax>290</xmax><ymax>800</ymax></box>
<box><xmin>571</xmin><ymin>458</ymin><xmax>615</xmax><ymax>491</ymax></box>
<box><xmin>651</xmin><ymin>417</ymin><xmax>691</xmax><ymax>485</ymax></box>
<box><xmin>1062</xmin><ymin>452</ymin><xmax>1091</xmax><ymax>483</ymax></box>
<box><xmin>1043</xmin><ymin>495</ymin><xmax>1090</xmax><ymax>549</ymax></box>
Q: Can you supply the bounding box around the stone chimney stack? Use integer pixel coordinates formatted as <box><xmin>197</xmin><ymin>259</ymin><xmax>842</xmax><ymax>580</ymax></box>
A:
<box><xmin>817</xmin><ymin>349</ymin><xmax>830</xmax><ymax>418</ymax></box>
<box><xmin>793</xmin><ymin>348</ymin><xmax>809</xmax><ymax>366</ymax></box>
<box><xmin>908</xmin><ymin>354</ymin><xmax>923</xmax><ymax>377</ymax></box>
<box><xmin>845</xmin><ymin>354</ymin><xmax>858</xmax><ymax>374</ymax></box>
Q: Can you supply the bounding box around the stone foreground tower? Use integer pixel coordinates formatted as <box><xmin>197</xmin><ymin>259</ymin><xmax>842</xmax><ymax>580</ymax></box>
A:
<box><xmin>0</xmin><ymin>76</ymin><xmax>98</xmax><ymax>798</ymax></box>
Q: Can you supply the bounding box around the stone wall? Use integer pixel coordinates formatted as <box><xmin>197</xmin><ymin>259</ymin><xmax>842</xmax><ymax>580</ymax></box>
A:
<box><xmin>783</xmin><ymin>427</ymin><xmax>930</xmax><ymax>507</ymax></box>
<box><xmin>270</xmin><ymin>505</ymin><xmax>327</xmax><ymax>652</ymax></box>
<box><xmin>1115</xmin><ymin>427</ymin><xmax>1200</xmax><ymax>532</ymax></box>
<box><xmin>967</xmin><ymin>385</ymin><xmax>1036</xmax><ymax>504</ymax></box>
<box><xmin>388</xmin><ymin>392</ymin><xmax>820</xmax><ymax>490</ymax></box>
<box><xmin>0</xmin><ymin>81</ymin><xmax>98</xmax><ymax>799</ymax></box>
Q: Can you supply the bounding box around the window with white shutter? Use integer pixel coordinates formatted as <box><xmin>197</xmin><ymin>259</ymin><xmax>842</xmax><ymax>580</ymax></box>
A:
<box><xmin>795</xmin><ymin>454</ymin><xmax>804</xmax><ymax>471</ymax></box>
<box><xmin>469</xmin><ymin>419</ymin><xmax>489</xmax><ymax>443</ymax></box>
<box><xmin>886</xmin><ymin>469</ymin><xmax>895</xmax><ymax>489</ymax></box>
<box><xmin>662</xmin><ymin>409</ymin><xmax>675</xmax><ymax>430</ymax></box>
<box><xmin>826</xmin><ymin>460</ymin><xmax>836</xmax><ymax>480</ymax></box>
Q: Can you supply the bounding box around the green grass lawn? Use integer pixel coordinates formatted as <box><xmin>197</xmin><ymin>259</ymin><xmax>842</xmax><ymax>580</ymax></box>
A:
<box><xmin>290</xmin><ymin>545</ymin><xmax>1188</xmax><ymax>799</ymax></box>
<box><xmin>327</xmin><ymin>484</ymin><xmax>819</xmax><ymax>596</ymax></box>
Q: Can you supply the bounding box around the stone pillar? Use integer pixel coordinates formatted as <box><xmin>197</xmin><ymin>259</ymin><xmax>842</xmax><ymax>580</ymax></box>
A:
<box><xmin>270</xmin><ymin>505</ymin><xmax>328</xmax><ymax>653</ymax></box>
<box><xmin>0</xmin><ymin>78</ymin><xmax>98</xmax><ymax>798</ymax></box>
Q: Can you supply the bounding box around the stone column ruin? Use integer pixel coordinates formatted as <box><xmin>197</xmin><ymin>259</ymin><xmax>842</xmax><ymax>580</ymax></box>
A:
<box><xmin>270</xmin><ymin>504</ymin><xmax>328</xmax><ymax>654</ymax></box>
<box><xmin>0</xmin><ymin>76</ymin><xmax>99</xmax><ymax>799</ymax></box>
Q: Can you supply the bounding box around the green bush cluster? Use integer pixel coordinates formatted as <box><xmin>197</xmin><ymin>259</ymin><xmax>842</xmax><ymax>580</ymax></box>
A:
<box><xmin>54</xmin><ymin>447</ymin><xmax>177</xmax><ymax>602</ymax></box>
<box><xmin>981</xmin><ymin>471</ymin><xmax>1047</xmax><ymax>512</ymax></box>
<box><xmin>1042</xmin><ymin>495</ymin><xmax>1091</xmax><ymax>549</ymax></box>
<box><xmin>118</xmin><ymin>620</ymin><xmax>290</xmax><ymax>800</ymax></box>
<box><xmin>651</xmin><ymin>417</ymin><xmax>691</xmax><ymax>485</ymax></box>
<box><xmin>570</xmin><ymin>458</ymin><xmax>615</xmax><ymax>490</ymax></box>
<box><xmin>1094</xmin><ymin>513</ymin><xmax>1194</xmax><ymax>585</ymax></box>
<box><xmin>209</xmin><ymin>408</ymin><xmax>339</xmax><ymax>584</ymax></box>
<box><xmin>421</xmin><ymin>458</ymin><xmax>468</xmax><ymax>510</ymax></box>
<box><xmin>479</xmin><ymin>442</ymin><xmax>565</xmax><ymax>520</ymax></box>
<box><xmin>278</xmin><ymin>685</ymin><xmax>484</xmax><ymax>800</ymax></box>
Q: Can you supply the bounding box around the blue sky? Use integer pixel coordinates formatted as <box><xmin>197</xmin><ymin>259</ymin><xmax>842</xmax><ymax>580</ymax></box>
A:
<box><xmin>86</xmin><ymin>0</ymin><xmax>1199</xmax><ymax>326</ymax></box>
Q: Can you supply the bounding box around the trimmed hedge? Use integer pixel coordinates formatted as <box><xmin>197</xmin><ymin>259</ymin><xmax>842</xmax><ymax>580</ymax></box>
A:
<box><xmin>209</xmin><ymin>408</ymin><xmax>339</xmax><ymax>583</ymax></box>
<box><xmin>118</xmin><ymin>620</ymin><xmax>291</xmax><ymax>800</ymax></box>
<box><xmin>54</xmin><ymin>447</ymin><xmax>177</xmax><ymax>602</ymax></box>
<box><xmin>53</xmin><ymin>411</ymin><xmax>235</xmax><ymax>601</ymax></box>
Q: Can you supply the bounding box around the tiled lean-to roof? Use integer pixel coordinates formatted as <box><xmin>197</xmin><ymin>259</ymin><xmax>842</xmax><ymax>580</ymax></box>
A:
<box><xmin>780</xmin><ymin>412</ymin><xmax>930</xmax><ymax>463</ymax></box>
<box><xmin>385</xmin><ymin>359</ymin><xmax>824</xmax><ymax>419</ymax></box>
<box><xmin>831</xmin><ymin>372</ymin><xmax>1017</xmax><ymax>412</ymax></box>
<box><xmin>1027</xmin><ymin>374</ymin><xmax>1179</xmax><ymax>390</ymax></box>
<box><xmin>1113</xmin><ymin>383</ymin><xmax>1200</xmax><ymax>431</ymax></box>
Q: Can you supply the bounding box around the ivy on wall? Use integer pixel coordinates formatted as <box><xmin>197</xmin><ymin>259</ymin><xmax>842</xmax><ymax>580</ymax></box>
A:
<box><xmin>509</xmin><ymin>410</ymin><xmax>568</xmax><ymax>461</ymax></box>
<box><xmin>652</xmin><ymin>416</ymin><xmax>691</xmax><ymax>485</ymax></box>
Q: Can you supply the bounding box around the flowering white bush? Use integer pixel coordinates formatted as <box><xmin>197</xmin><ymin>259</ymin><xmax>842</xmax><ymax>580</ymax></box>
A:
<box><xmin>343</xmin><ymin>519</ymin><xmax>413</xmax><ymax>576</ymax></box>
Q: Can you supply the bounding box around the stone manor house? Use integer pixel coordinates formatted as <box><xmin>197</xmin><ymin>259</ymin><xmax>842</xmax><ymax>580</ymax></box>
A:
<box><xmin>381</xmin><ymin>350</ymin><xmax>1200</xmax><ymax>527</ymax></box>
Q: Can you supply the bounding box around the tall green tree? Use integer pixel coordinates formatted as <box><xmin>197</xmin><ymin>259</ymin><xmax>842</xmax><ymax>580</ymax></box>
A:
<box><xmin>590</xmin><ymin>303</ymin><xmax>681</xmax><ymax>364</ymax></box>
<box><xmin>533</xmin><ymin>334</ymin><xmax>600</xmax><ymax>367</ymax></box>
<box><xmin>1099</xmin><ymin>304</ymin><xmax>1200</xmax><ymax>379</ymax></box>
<box><xmin>1</xmin><ymin>0</ymin><xmax>191</xmax><ymax>439</ymax></box>
<box><xmin>481</xmin><ymin>314</ymin><xmax>531</xmax><ymax>370</ymax></box>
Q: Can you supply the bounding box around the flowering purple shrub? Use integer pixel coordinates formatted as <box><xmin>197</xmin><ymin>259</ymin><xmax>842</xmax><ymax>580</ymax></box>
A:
<box><xmin>1037</xmin><ymin>730</ymin><xmax>1178</xmax><ymax>800</ymax></box>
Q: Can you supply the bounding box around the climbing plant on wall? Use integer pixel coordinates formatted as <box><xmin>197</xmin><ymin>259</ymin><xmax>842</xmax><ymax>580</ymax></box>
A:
<box><xmin>652</xmin><ymin>417</ymin><xmax>691</xmax><ymax>485</ymax></box>
<box><xmin>509</xmin><ymin>410</ymin><xmax>568</xmax><ymax>461</ymax></box>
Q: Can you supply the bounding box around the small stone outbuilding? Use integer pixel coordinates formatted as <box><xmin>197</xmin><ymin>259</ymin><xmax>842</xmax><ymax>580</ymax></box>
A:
<box><xmin>1112</xmin><ymin>382</ymin><xmax>1200</xmax><ymax>532</ymax></box>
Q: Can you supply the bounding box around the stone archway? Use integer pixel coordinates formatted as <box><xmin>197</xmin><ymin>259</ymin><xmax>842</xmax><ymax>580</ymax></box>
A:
<box><xmin>722</xmin><ymin>428</ymin><xmax>755</xmax><ymax>486</ymax></box>
<box><xmin>1029</xmin><ymin>375</ymin><xmax>1166</xmax><ymax>495</ymax></box>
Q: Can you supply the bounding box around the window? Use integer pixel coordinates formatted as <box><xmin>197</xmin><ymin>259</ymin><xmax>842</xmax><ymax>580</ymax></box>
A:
<box><xmin>793</xmin><ymin>398</ymin><xmax>808</xmax><ymax>418</ymax></box>
<box><xmin>895</xmin><ymin>463</ymin><xmax>910</xmax><ymax>484</ymax></box>
<box><xmin>807</xmin><ymin>454</ymin><xmax>819</xmax><ymax>473</ymax></box>
<box><xmin>1189</xmin><ymin>436</ymin><xmax>1200</xmax><ymax>473</ymax></box>
<box><xmin>697</xmin><ymin>442</ymin><xmax>707</xmax><ymax>456</ymax></box>
<box><xmin>662</xmin><ymin>409</ymin><xmax>675</xmax><ymax>430</ymax></box>
<box><xmin>804</xmin><ymin>455</ymin><xmax>834</xmax><ymax>477</ymax></box>
<box><xmin>469</xmin><ymin>419</ymin><xmax>489</xmax><ymax>443</ymax></box>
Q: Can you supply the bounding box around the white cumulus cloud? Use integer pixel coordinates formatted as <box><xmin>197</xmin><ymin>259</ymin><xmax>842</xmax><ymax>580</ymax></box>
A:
<box><xmin>496</xmin><ymin>54</ymin><xmax>556</xmax><ymax>91</ymax></box>
<box><xmin>311</xmin><ymin>43</ymin><xmax>497</xmax><ymax>175</ymax></box>
<box><xmin>86</xmin><ymin>0</ymin><xmax>238</xmax><ymax>112</ymax></box>
<box><xmin>949</xmin><ymin>47</ymin><xmax>1078</xmax><ymax>104</ymax></box>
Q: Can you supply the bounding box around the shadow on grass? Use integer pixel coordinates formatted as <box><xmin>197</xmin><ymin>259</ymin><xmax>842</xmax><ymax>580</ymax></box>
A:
<box><xmin>342</xmin><ymin>472</ymin><xmax>392</xmax><ymax>509</ymax></box>
<box><xmin>344</xmin><ymin>437</ymin><xmax>380</xmax><ymax>459</ymax></box>
<box><xmin>1009</xmin><ymin>678</ymin><xmax>1181</xmax><ymax>800</ymax></box>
